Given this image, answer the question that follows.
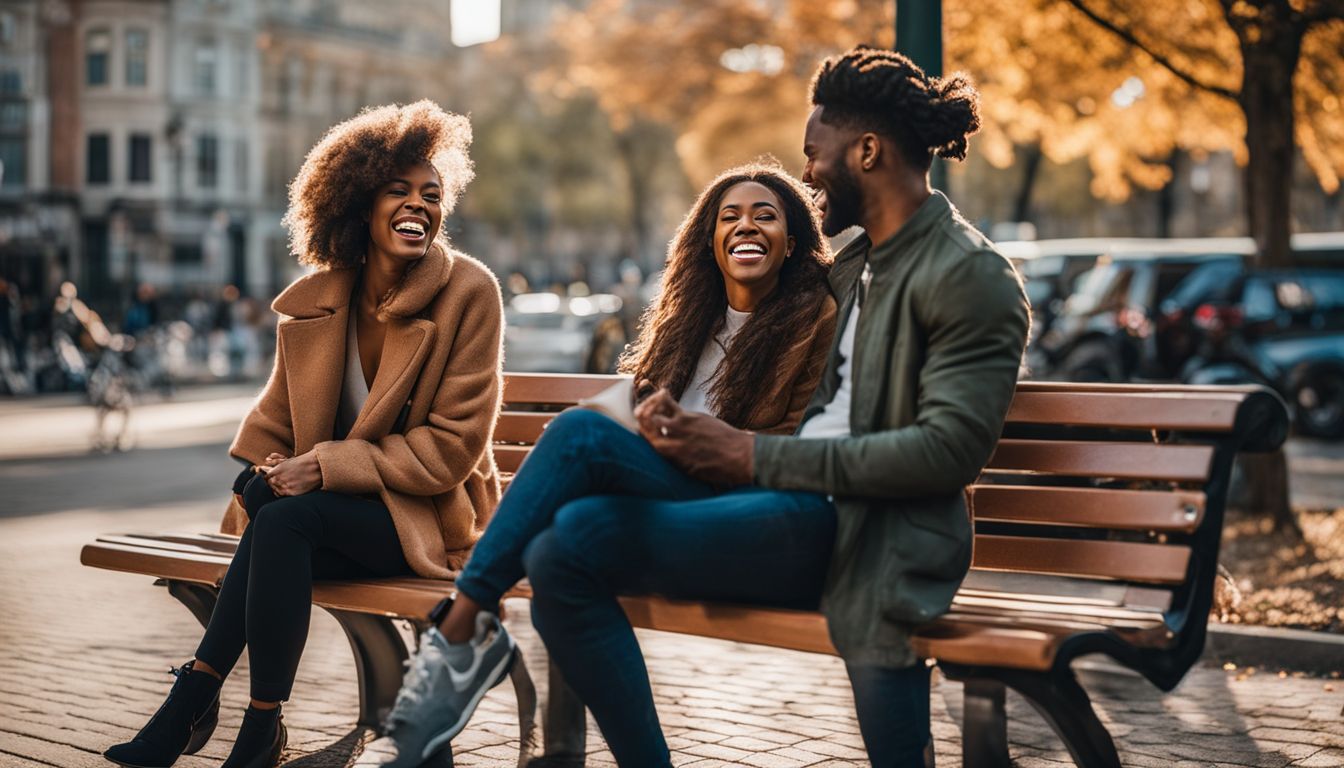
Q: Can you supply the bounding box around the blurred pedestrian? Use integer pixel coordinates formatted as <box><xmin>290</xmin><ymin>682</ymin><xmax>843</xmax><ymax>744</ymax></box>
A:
<box><xmin>123</xmin><ymin>282</ymin><xmax>160</xmax><ymax>337</ymax></box>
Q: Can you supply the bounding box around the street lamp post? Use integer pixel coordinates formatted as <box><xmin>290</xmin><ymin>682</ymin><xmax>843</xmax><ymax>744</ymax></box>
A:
<box><xmin>895</xmin><ymin>0</ymin><xmax>947</xmax><ymax>192</ymax></box>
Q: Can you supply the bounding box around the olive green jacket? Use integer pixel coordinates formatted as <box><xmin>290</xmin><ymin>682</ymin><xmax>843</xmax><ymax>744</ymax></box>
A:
<box><xmin>754</xmin><ymin>192</ymin><xmax>1030</xmax><ymax>668</ymax></box>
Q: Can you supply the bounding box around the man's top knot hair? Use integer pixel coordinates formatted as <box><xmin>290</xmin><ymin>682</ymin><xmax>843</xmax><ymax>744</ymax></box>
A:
<box><xmin>810</xmin><ymin>46</ymin><xmax>981</xmax><ymax>169</ymax></box>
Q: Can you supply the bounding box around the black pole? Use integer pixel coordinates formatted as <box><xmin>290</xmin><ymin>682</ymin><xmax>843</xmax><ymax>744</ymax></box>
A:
<box><xmin>895</xmin><ymin>0</ymin><xmax>947</xmax><ymax>192</ymax></box>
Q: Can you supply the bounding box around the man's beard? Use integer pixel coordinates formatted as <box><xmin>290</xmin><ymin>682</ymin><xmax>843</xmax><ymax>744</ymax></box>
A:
<box><xmin>821</xmin><ymin>163</ymin><xmax>862</xmax><ymax>237</ymax></box>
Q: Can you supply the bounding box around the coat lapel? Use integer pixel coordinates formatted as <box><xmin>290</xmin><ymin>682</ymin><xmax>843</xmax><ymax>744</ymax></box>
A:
<box><xmin>267</xmin><ymin>245</ymin><xmax>453</xmax><ymax>448</ymax></box>
<box><xmin>347</xmin><ymin>317</ymin><xmax>436</xmax><ymax>440</ymax></box>
<box><xmin>279</xmin><ymin>309</ymin><xmax>348</xmax><ymax>452</ymax></box>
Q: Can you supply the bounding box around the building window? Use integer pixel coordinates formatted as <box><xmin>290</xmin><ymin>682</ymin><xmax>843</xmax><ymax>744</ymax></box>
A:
<box><xmin>87</xmin><ymin>133</ymin><xmax>110</xmax><ymax>183</ymax></box>
<box><xmin>129</xmin><ymin>133</ymin><xmax>152</xmax><ymax>182</ymax></box>
<box><xmin>172</xmin><ymin>242</ymin><xmax>203</xmax><ymax>265</ymax></box>
<box><xmin>197</xmin><ymin>133</ymin><xmax>218</xmax><ymax>188</ymax></box>
<box><xmin>0</xmin><ymin>137</ymin><xmax>24</xmax><ymax>187</ymax></box>
<box><xmin>125</xmin><ymin>29</ymin><xmax>149</xmax><ymax>87</ymax></box>
<box><xmin>194</xmin><ymin>42</ymin><xmax>217</xmax><ymax>96</ymax></box>
<box><xmin>235</xmin><ymin>138</ymin><xmax>248</xmax><ymax>193</ymax></box>
<box><xmin>0</xmin><ymin>101</ymin><xmax>24</xmax><ymax>131</ymax></box>
<box><xmin>86</xmin><ymin>29</ymin><xmax>110</xmax><ymax>86</ymax></box>
<box><xmin>0</xmin><ymin>69</ymin><xmax>20</xmax><ymax>94</ymax></box>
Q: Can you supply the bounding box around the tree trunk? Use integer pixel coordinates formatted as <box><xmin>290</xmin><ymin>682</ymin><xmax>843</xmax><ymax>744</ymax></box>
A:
<box><xmin>1229</xmin><ymin>449</ymin><xmax>1297</xmax><ymax>535</ymax></box>
<box><xmin>1012</xmin><ymin>143</ymin><xmax>1043</xmax><ymax>224</ymax></box>
<box><xmin>1237</xmin><ymin>21</ymin><xmax>1302</xmax><ymax>269</ymax></box>
<box><xmin>614</xmin><ymin>126</ymin><xmax>655</xmax><ymax>272</ymax></box>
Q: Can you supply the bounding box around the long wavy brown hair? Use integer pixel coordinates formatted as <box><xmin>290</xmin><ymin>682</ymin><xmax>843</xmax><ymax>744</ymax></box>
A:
<box><xmin>619</xmin><ymin>163</ymin><xmax>832</xmax><ymax>428</ymax></box>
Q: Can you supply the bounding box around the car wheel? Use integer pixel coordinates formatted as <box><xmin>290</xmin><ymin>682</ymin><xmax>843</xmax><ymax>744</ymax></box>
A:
<box><xmin>1295</xmin><ymin>368</ymin><xmax>1344</xmax><ymax>440</ymax></box>
<box><xmin>1060</xmin><ymin>340</ymin><xmax>1122</xmax><ymax>382</ymax></box>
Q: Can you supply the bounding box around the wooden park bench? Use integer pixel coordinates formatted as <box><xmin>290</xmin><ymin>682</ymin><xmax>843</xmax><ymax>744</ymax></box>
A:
<box><xmin>81</xmin><ymin>373</ymin><xmax>1288</xmax><ymax>768</ymax></box>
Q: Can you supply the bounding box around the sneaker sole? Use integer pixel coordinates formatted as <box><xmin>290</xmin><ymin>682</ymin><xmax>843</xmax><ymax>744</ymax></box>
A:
<box><xmin>419</xmin><ymin>646</ymin><xmax>517</xmax><ymax>760</ymax></box>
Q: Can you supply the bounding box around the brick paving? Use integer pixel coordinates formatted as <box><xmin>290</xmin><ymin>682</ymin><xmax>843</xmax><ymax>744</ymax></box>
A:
<box><xmin>1</xmin><ymin>502</ymin><xmax>1342</xmax><ymax>768</ymax></box>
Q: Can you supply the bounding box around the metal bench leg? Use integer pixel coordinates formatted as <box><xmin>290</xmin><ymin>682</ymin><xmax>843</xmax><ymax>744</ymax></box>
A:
<box><xmin>962</xmin><ymin>679</ymin><xmax>1010</xmax><ymax>768</ymax></box>
<box><xmin>533</xmin><ymin>653</ymin><xmax>586</xmax><ymax>767</ymax></box>
<box><xmin>1006</xmin><ymin>671</ymin><xmax>1121</xmax><ymax>768</ymax></box>
<box><xmin>162</xmin><ymin>579</ymin><xmax>219</xmax><ymax>629</ymax></box>
<box><xmin>325</xmin><ymin>608</ymin><xmax>410</xmax><ymax>733</ymax></box>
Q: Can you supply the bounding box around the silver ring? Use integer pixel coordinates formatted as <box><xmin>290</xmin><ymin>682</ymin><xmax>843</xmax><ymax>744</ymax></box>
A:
<box><xmin>659</xmin><ymin>426</ymin><xmax>669</xmax><ymax>437</ymax></box>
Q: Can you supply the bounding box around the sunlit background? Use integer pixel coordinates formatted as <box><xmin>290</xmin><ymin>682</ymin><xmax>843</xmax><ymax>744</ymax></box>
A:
<box><xmin>0</xmin><ymin>0</ymin><xmax>1340</xmax><ymax>386</ymax></box>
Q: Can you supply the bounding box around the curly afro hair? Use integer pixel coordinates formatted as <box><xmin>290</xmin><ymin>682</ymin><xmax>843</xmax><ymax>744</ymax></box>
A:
<box><xmin>283</xmin><ymin>100</ymin><xmax>474</xmax><ymax>269</ymax></box>
<box><xmin>811</xmin><ymin>47</ymin><xmax>980</xmax><ymax>171</ymax></box>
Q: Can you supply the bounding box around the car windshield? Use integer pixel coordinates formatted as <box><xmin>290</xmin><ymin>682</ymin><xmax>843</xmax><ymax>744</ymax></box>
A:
<box><xmin>1064</xmin><ymin>262</ymin><xmax>1126</xmax><ymax>315</ymax></box>
<box><xmin>1161</xmin><ymin>261</ymin><xmax>1244</xmax><ymax>312</ymax></box>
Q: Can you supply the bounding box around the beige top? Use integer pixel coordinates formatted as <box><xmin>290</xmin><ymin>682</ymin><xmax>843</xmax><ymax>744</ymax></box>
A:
<box><xmin>335</xmin><ymin>309</ymin><xmax>370</xmax><ymax>440</ymax></box>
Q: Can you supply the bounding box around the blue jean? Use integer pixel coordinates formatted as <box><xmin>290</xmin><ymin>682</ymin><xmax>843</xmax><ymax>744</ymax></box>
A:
<box><xmin>456</xmin><ymin>409</ymin><xmax>837</xmax><ymax>766</ymax></box>
<box><xmin>847</xmin><ymin>662</ymin><xmax>933</xmax><ymax>767</ymax></box>
<box><xmin>460</xmin><ymin>410</ymin><xmax>932</xmax><ymax>765</ymax></box>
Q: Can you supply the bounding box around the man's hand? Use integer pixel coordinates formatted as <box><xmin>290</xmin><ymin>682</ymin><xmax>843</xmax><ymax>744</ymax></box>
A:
<box><xmin>262</xmin><ymin>450</ymin><xmax>321</xmax><ymax>497</ymax></box>
<box><xmin>634</xmin><ymin>389</ymin><xmax>755</xmax><ymax>487</ymax></box>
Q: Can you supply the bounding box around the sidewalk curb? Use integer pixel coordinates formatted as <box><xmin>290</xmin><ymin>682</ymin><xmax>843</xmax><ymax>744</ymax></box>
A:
<box><xmin>1206</xmin><ymin>623</ymin><xmax>1344</xmax><ymax>675</ymax></box>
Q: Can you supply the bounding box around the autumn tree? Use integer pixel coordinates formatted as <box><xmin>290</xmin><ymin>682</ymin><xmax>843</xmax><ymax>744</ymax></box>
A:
<box><xmin>949</xmin><ymin>0</ymin><xmax>1344</xmax><ymax>267</ymax></box>
<box><xmin>548</xmin><ymin>0</ymin><xmax>1342</xmax><ymax>268</ymax></box>
<box><xmin>549</xmin><ymin>0</ymin><xmax>895</xmax><ymax>187</ymax></box>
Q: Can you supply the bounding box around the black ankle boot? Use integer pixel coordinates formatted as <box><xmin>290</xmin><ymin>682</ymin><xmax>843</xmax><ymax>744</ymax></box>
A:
<box><xmin>104</xmin><ymin>660</ymin><xmax>221</xmax><ymax>768</ymax></box>
<box><xmin>220</xmin><ymin>704</ymin><xmax>286</xmax><ymax>768</ymax></box>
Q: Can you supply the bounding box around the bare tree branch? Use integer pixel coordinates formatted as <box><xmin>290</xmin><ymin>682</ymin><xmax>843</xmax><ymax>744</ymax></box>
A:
<box><xmin>1300</xmin><ymin>0</ymin><xmax>1344</xmax><ymax>24</ymax></box>
<box><xmin>1061</xmin><ymin>0</ymin><xmax>1240</xmax><ymax>101</ymax></box>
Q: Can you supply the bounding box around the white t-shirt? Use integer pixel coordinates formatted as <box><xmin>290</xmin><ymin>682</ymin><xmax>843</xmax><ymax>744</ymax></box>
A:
<box><xmin>678</xmin><ymin>306</ymin><xmax>751</xmax><ymax>415</ymax></box>
<box><xmin>798</xmin><ymin>263</ymin><xmax>870</xmax><ymax>439</ymax></box>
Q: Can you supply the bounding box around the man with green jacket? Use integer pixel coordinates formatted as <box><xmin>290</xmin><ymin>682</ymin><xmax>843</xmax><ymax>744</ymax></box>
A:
<box><xmin>636</xmin><ymin>47</ymin><xmax>1030</xmax><ymax>764</ymax></box>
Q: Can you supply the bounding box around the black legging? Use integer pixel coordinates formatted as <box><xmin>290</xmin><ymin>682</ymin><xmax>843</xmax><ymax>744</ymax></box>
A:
<box><xmin>194</xmin><ymin>472</ymin><xmax>410</xmax><ymax>702</ymax></box>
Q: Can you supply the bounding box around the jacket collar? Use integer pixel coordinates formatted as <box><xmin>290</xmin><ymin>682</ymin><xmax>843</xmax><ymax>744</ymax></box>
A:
<box><xmin>867</xmin><ymin>190</ymin><xmax>952</xmax><ymax>269</ymax></box>
<box><xmin>271</xmin><ymin>243</ymin><xmax>455</xmax><ymax>320</ymax></box>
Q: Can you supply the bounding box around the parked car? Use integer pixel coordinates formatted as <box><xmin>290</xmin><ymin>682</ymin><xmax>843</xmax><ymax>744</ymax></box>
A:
<box><xmin>1292</xmin><ymin>231</ymin><xmax>1344</xmax><ymax>266</ymax></box>
<box><xmin>504</xmin><ymin>292</ymin><xmax>627</xmax><ymax>374</ymax></box>
<box><xmin>1166</xmin><ymin>265</ymin><xmax>1344</xmax><ymax>439</ymax></box>
<box><xmin>1032</xmin><ymin>239</ymin><xmax>1255</xmax><ymax>381</ymax></box>
<box><xmin>998</xmin><ymin>240</ymin><xmax>1107</xmax><ymax>351</ymax></box>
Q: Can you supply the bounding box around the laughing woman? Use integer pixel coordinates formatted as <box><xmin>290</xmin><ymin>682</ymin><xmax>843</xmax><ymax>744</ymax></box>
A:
<box><xmin>102</xmin><ymin>101</ymin><xmax>504</xmax><ymax>768</ymax></box>
<box><xmin>367</xmin><ymin>162</ymin><xmax>838</xmax><ymax>767</ymax></box>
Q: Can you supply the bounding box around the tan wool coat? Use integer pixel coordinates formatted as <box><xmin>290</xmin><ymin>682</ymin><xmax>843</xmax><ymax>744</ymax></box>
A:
<box><xmin>223</xmin><ymin>244</ymin><xmax>504</xmax><ymax>578</ymax></box>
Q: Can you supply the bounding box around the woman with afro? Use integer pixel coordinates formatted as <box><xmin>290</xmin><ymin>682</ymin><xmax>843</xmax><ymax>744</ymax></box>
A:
<box><xmin>366</xmin><ymin>162</ymin><xmax>837</xmax><ymax>767</ymax></box>
<box><xmin>104</xmin><ymin>100</ymin><xmax>505</xmax><ymax>768</ymax></box>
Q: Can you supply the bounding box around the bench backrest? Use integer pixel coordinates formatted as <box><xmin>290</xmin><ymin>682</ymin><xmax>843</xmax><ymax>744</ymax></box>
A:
<box><xmin>495</xmin><ymin>374</ymin><xmax>1288</xmax><ymax>688</ymax></box>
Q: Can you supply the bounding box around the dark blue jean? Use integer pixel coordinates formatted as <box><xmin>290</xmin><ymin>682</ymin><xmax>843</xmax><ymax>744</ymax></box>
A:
<box><xmin>847</xmin><ymin>662</ymin><xmax>933</xmax><ymax>767</ymax></box>
<box><xmin>455</xmin><ymin>409</ymin><xmax>838</xmax><ymax>766</ymax></box>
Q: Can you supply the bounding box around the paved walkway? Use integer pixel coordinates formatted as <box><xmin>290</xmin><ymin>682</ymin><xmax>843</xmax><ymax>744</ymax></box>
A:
<box><xmin>1</xmin><ymin>502</ymin><xmax>1342</xmax><ymax>767</ymax></box>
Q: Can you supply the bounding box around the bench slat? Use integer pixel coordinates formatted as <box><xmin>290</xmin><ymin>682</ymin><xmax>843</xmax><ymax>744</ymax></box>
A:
<box><xmin>619</xmin><ymin>595</ymin><xmax>836</xmax><ymax>656</ymax></box>
<box><xmin>972</xmin><ymin>535</ymin><xmax>1191</xmax><ymax>584</ymax></box>
<box><xmin>494</xmin><ymin>412</ymin><xmax>555</xmax><ymax>445</ymax></box>
<box><xmin>968</xmin><ymin>485</ymin><xmax>1205</xmax><ymax>532</ymax></box>
<box><xmin>494</xmin><ymin>445</ymin><xmax>530</xmax><ymax>473</ymax></box>
<box><xmin>948</xmin><ymin>594</ymin><xmax>1167</xmax><ymax>627</ymax></box>
<box><xmin>97</xmin><ymin>534</ymin><xmax>240</xmax><ymax>558</ymax></box>
<box><xmin>80</xmin><ymin>542</ymin><xmax>229</xmax><ymax>586</ymax></box>
<box><xmin>1005</xmin><ymin>390</ymin><xmax>1242</xmax><ymax>432</ymax></box>
<box><xmin>503</xmin><ymin>373</ymin><xmax>622</xmax><ymax>405</ymax></box>
<box><xmin>912</xmin><ymin>624</ymin><xmax>1062</xmax><ymax>670</ymax></box>
<box><xmin>985</xmin><ymin>440</ymin><xmax>1214</xmax><ymax>481</ymax></box>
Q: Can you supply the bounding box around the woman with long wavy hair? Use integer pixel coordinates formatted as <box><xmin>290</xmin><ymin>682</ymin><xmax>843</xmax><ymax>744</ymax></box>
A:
<box><xmin>365</xmin><ymin>162</ymin><xmax>837</xmax><ymax>767</ymax></box>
